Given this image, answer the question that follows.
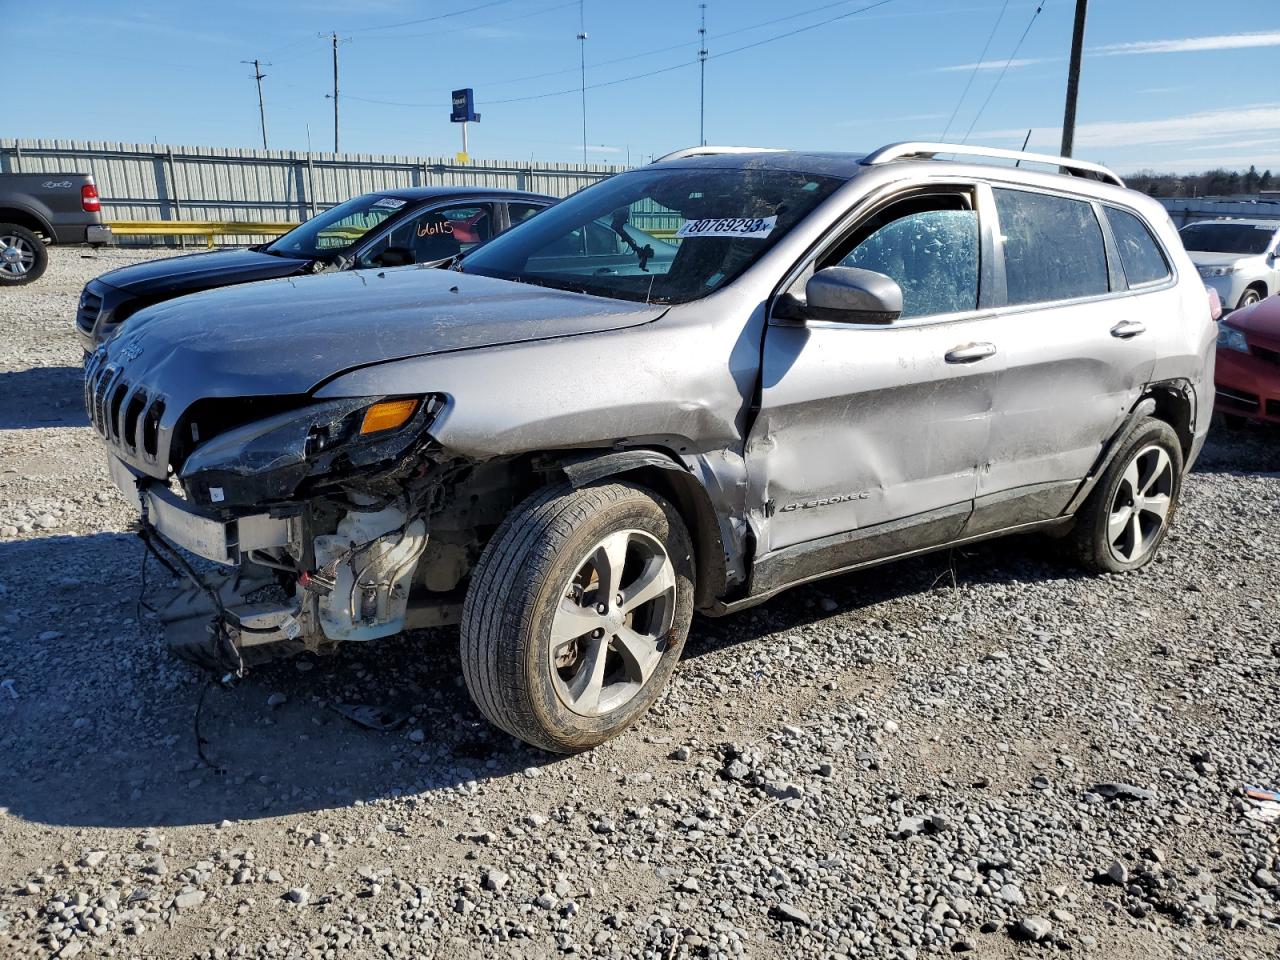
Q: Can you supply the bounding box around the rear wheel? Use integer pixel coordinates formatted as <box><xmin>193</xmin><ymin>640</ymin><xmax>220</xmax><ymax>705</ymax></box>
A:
<box><xmin>0</xmin><ymin>224</ymin><xmax>47</xmax><ymax>285</ymax></box>
<box><xmin>1071</xmin><ymin>417</ymin><xmax>1183</xmax><ymax>574</ymax></box>
<box><xmin>460</xmin><ymin>481</ymin><xmax>694</xmax><ymax>753</ymax></box>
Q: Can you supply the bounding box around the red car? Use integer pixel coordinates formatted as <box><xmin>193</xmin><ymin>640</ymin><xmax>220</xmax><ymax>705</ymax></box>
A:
<box><xmin>1216</xmin><ymin>293</ymin><xmax>1280</xmax><ymax>426</ymax></box>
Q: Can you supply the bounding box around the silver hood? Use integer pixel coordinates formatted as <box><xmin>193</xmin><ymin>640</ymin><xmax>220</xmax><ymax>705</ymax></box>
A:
<box><xmin>89</xmin><ymin>265</ymin><xmax>666</xmax><ymax>478</ymax></box>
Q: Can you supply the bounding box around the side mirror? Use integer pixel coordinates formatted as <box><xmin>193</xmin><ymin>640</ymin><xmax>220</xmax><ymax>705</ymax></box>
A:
<box><xmin>803</xmin><ymin>266</ymin><xmax>903</xmax><ymax>324</ymax></box>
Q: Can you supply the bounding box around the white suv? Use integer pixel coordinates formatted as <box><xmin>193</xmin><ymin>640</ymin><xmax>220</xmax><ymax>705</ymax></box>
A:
<box><xmin>1180</xmin><ymin>217</ymin><xmax>1280</xmax><ymax>310</ymax></box>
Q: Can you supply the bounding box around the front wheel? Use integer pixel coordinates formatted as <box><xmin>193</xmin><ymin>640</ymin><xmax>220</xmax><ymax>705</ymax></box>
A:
<box><xmin>0</xmin><ymin>224</ymin><xmax>47</xmax><ymax>285</ymax></box>
<box><xmin>1236</xmin><ymin>288</ymin><xmax>1262</xmax><ymax>310</ymax></box>
<box><xmin>460</xmin><ymin>481</ymin><xmax>694</xmax><ymax>753</ymax></box>
<box><xmin>1071</xmin><ymin>417</ymin><xmax>1184</xmax><ymax>574</ymax></box>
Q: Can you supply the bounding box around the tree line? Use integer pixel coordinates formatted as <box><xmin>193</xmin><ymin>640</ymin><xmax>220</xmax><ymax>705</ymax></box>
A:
<box><xmin>1124</xmin><ymin>165</ymin><xmax>1276</xmax><ymax>198</ymax></box>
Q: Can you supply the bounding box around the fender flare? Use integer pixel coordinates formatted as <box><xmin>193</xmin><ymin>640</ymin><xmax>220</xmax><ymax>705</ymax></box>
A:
<box><xmin>559</xmin><ymin>449</ymin><xmax>690</xmax><ymax>487</ymax></box>
<box><xmin>0</xmin><ymin>203</ymin><xmax>55</xmax><ymax>238</ymax></box>
<box><xmin>1062</xmin><ymin>379</ymin><xmax>1195</xmax><ymax>516</ymax></box>
<box><xmin>555</xmin><ymin>448</ymin><xmax>730</xmax><ymax>611</ymax></box>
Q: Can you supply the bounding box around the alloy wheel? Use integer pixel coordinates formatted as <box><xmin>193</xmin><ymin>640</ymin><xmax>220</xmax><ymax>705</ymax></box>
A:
<box><xmin>0</xmin><ymin>235</ymin><xmax>36</xmax><ymax>277</ymax></box>
<box><xmin>548</xmin><ymin>528</ymin><xmax>677</xmax><ymax>717</ymax></box>
<box><xmin>1107</xmin><ymin>444</ymin><xmax>1174</xmax><ymax>564</ymax></box>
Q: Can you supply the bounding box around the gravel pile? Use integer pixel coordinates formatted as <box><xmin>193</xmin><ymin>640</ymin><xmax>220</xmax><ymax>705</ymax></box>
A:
<box><xmin>0</xmin><ymin>248</ymin><xmax>1277</xmax><ymax>958</ymax></box>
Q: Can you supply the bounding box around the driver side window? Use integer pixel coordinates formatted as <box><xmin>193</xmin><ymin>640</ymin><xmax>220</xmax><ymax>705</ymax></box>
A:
<box><xmin>829</xmin><ymin>195</ymin><xmax>981</xmax><ymax>319</ymax></box>
<box><xmin>359</xmin><ymin>204</ymin><xmax>493</xmax><ymax>268</ymax></box>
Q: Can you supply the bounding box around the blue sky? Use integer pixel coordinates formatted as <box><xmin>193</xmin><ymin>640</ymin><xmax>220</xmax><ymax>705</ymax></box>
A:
<box><xmin>9</xmin><ymin>0</ymin><xmax>1280</xmax><ymax>174</ymax></box>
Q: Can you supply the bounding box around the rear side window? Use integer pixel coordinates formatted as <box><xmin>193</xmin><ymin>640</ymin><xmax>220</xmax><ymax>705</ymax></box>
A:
<box><xmin>1104</xmin><ymin>207</ymin><xmax>1170</xmax><ymax>286</ymax></box>
<box><xmin>994</xmin><ymin>188</ymin><xmax>1109</xmax><ymax>305</ymax></box>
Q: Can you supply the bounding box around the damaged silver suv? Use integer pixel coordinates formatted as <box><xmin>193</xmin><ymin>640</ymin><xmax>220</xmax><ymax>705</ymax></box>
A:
<box><xmin>86</xmin><ymin>142</ymin><xmax>1215</xmax><ymax>752</ymax></box>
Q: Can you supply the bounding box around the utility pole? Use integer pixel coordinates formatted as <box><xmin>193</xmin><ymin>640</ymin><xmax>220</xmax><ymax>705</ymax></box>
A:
<box><xmin>330</xmin><ymin>32</ymin><xmax>341</xmax><ymax>153</ymax></box>
<box><xmin>1059</xmin><ymin>0</ymin><xmax>1088</xmax><ymax>157</ymax></box>
<box><xmin>241</xmin><ymin>58</ymin><xmax>271</xmax><ymax>149</ymax></box>
<box><xmin>576</xmin><ymin>1</ymin><xmax>588</xmax><ymax>164</ymax></box>
<box><xmin>698</xmin><ymin>4</ymin><xmax>708</xmax><ymax>146</ymax></box>
<box><xmin>319</xmin><ymin>32</ymin><xmax>348</xmax><ymax>153</ymax></box>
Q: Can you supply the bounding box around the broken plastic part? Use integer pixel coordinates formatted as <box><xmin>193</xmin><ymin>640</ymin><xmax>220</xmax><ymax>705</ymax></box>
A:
<box><xmin>312</xmin><ymin>500</ymin><xmax>429</xmax><ymax>642</ymax></box>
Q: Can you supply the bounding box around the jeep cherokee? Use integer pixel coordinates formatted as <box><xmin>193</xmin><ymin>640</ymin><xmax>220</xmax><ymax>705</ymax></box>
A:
<box><xmin>85</xmin><ymin>142</ymin><xmax>1216</xmax><ymax>753</ymax></box>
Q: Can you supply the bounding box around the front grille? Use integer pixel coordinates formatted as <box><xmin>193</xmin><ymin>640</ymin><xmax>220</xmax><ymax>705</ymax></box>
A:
<box><xmin>1252</xmin><ymin>344</ymin><xmax>1280</xmax><ymax>367</ymax></box>
<box><xmin>1215</xmin><ymin>387</ymin><xmax>1259</xmax><ymax>412</ymax></box>
<box><xmin>84</xmin><ymin>354</ymin><xmax>166</xmax><ymax>464</ymax></box>
<box><xmin>76</xmin><ymin>287</ymin><xmax>103</xmax><ymax>334</ymax></box>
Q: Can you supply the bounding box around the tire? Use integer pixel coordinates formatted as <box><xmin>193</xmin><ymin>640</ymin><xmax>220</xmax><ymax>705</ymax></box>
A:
<box><xmin>1071</xmin><ymin>417</ymin><xmax>1184</xmax><ymax>574</ymax></box>
<box><xmin>0</xmin><ymin>224</ymin><xmax>48</xmax><ymax>285</ymax></box>
<box><xmin>1236</xmin><ymin>288</ymin><xmax>1262</xmax><ymax>310</ymax></box>
<box><xmin>460</xmin><ymin>481</ymin><xmax>695</xmax><ymax>753</ymax></box>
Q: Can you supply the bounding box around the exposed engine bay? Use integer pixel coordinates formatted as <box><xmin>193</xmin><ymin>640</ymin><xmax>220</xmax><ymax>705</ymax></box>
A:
<box><xmin>102</xmin><ymin>393</ymin><xmax>528</xmax><ymax>676</ymax></box>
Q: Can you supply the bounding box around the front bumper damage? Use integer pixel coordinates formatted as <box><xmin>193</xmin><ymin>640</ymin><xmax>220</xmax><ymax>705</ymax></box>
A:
<box><xmin>110</xmin><ymin>454</ymin><xmax>432</xmax><ymax>673</ymax></box>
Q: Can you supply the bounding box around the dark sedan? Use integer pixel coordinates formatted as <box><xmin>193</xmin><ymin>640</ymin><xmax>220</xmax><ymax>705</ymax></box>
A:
<box><xmin>75</xmin><ymin>186</ymin><xmax>554</xmax><ymax>349</ymax></box>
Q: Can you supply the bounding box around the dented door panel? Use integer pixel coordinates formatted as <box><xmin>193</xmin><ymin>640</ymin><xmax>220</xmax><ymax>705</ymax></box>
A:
<box><xmin>977</xmin><ymin>295</ymin><xmax>1158</xmax><ymax>506</ymax></box>
<box><xmin>748</xmin><ymin>316</ymin><xmax>1002</xmax><ymax>555</ymax></box>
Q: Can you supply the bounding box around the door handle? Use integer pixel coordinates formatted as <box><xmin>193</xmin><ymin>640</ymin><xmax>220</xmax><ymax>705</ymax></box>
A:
<box><xmin>1110</xmin><ymin>320</ymin><xmax>1146</xmax><ymax>339</ymax></box>
<box><xmin>945</xmin><ymin>342</ymin><xmax>997</xmax><ymax>364</ymax></box>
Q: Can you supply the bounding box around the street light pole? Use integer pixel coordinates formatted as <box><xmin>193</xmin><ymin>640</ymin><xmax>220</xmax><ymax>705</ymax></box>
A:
<box><xmin>1059</xmin><ymin>0</ymin><xmax>1088</xmax><ymax>157</ymax></box>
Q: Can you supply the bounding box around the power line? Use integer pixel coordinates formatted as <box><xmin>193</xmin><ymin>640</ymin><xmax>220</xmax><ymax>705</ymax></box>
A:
<box><xmin>485</xmin><ymin>0</ymin><xmax>895</xmax><ymax>106</ymax></box>
<box><xmin>484</xmin><ymin>0</ymin><xmax>874</xmax><ymax>88</ymax></box>
<box><xmin>349</xmin><ymin>0</ymin><xmax>518</xmax><ymax>33</ymax></box>
<box><xmin>260</xmin><ymin>0</ymin><xmax>575</xmax><ymax>63</ymax></box>
<box><xmin>345</xmin><ymin>93</ymin><xmax>449</xmax><ymax>108</ymax></box>
<box><xmin>961</xmin><ymin>1</ymin><xmax>1046</xmax><ymax>143</ymax></box>
<box><xmin>338</xmin><ymin>0</ymin><xmax>895</xmax><ymax>116</ymax></box>
<box><xmin>939</xmin><ymin>0</ymin><xmax>1010</xmax><ymax>141</ymax></box>
<box><xmin>240</xmin><ymin>58</ymin><xmax>272</xmax><ymax>149</ymax></box>
<box><xmin>376</xmin><ymin>0</ymin><xmax>579</xmax><ymax>41</ymax></box>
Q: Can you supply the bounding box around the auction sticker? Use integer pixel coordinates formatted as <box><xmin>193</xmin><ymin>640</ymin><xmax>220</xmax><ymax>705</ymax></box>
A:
<box><xmin>372</xmin><ymin>197</ymin><xmax>407</xmax><ymax>210</ymax></box>
<box><xmin>676</xmin><ymin>215</ymin><xmax>777</xmax><ymax>240</ymax></box>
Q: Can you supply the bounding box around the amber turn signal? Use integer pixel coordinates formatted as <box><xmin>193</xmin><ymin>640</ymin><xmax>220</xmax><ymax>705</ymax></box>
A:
<box><xmin>359</xmin><ymin>398</ymin><xmax>418</xmax><ymax>435</ymax></box>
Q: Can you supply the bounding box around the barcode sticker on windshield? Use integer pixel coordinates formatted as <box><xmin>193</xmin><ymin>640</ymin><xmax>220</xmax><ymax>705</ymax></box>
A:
<box><xmin>676</xmin><ymin>216</ymin><xmax>777</xmax><ymax>240</ymax></box>
<box><xmin>372</xmin><ymin>198</ymin><xmax>407</xmax><ymax>210</ymax></box>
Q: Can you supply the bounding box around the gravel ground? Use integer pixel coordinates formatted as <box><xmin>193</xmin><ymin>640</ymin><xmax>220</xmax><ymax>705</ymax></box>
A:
<box><xmin>1</xmin><ymin>247</ymin><xmax>1278</xmax><ymax>960</ymax></box>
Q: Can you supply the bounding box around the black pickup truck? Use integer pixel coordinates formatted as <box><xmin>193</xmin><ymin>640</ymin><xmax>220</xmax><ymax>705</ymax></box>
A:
<box><xmin>0</xmin><ymin>173</ymin><xmax>112</xmax><ymax>285</ymax></box>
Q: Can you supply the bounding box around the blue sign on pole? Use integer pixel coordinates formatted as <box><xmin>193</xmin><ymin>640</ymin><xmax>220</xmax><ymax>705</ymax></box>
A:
<box><xmin>450</xmin><ymin>89</ymin><xmax>479</xmax><ymax>123</ymax></box>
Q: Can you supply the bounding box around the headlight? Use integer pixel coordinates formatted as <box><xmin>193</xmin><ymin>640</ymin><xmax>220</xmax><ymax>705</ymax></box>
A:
<box><xmin>1198</xmin><ymin>264</ymin><xmax>1237</xmax><ymax>279</ymax></box>
<box><xmin>178</xmin><ymin>396</ymin><xmax>431</xmax><ymax>507</ymax></box>
<box><xmin>1216</xmin><ymin>325</ymin><xmax>1249</xmax><ymax>353</ymax></box>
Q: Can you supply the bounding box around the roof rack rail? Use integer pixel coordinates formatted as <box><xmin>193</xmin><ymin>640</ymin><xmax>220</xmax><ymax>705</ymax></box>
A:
<box><xmin>653</xmin><ymin>145</ymin><xmax>786</xmax><ymax>163</ymax></box>
<box><xmin>861</xmin><ymin>141</ymin><xmax>1125</xmax><ymax>188</ymax></box>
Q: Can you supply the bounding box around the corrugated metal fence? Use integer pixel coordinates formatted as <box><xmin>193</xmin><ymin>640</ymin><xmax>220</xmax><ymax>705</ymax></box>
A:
<box><xmin>0</xmin><ymin>138</ymin><xmax>626</xmax><ymax>227</ymax></box>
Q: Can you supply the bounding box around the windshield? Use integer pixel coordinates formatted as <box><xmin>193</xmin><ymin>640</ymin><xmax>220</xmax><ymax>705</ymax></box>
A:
<box><xmin>1179</xmin><ymin>222</ymin><xmax>1276</xmax><ymax>255</ymax></box>
<box><xmin>459</xmin><ymin>166</ymin><xmax>844</xmax><ymax>303</ymax></box>
<box><xmin>267</xmin><ymin>195</ymin><xmax>409</xmax><ymax>259</ymax></box>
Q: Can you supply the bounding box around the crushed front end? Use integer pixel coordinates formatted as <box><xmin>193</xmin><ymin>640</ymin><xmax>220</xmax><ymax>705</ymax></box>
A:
<box><xmin>86</xmin><ymin>347</ymin><xmax>458</xmax><ymax>674</ymax></box>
